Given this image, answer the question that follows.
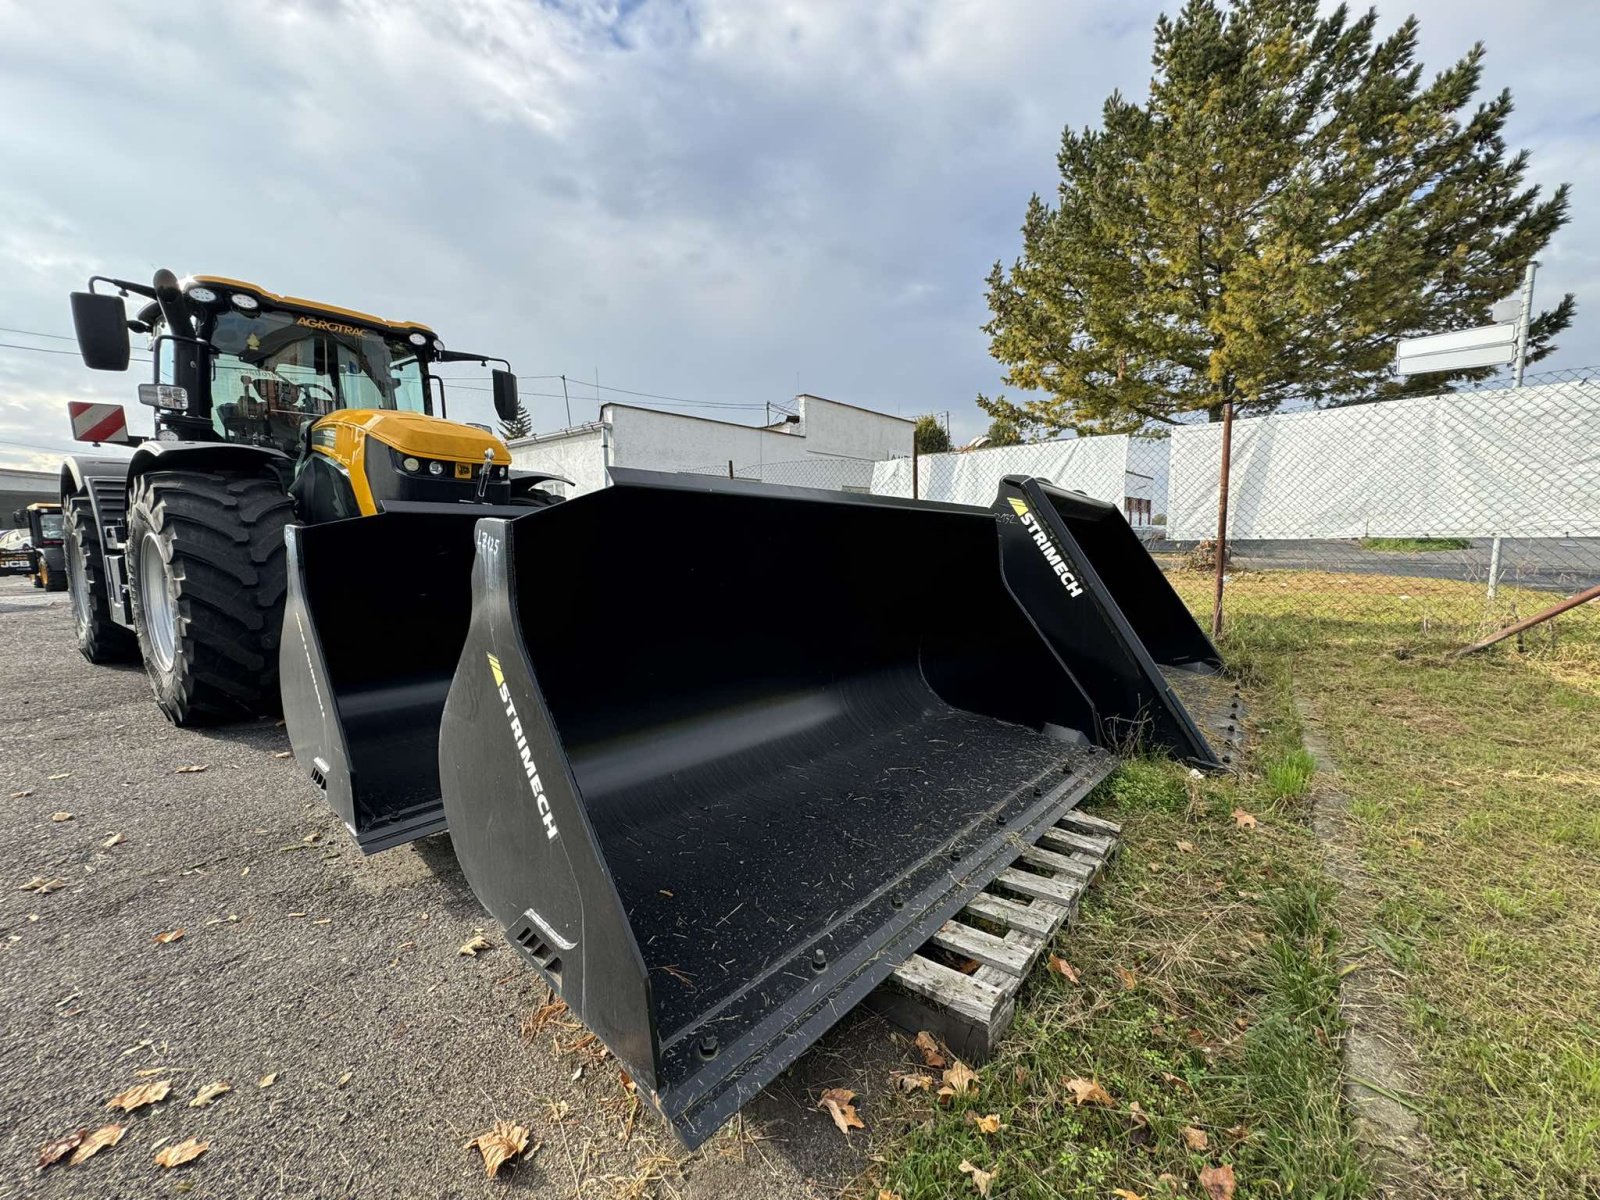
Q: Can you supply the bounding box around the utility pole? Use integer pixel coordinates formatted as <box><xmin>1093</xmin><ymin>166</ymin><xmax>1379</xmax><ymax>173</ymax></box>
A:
<box><xmin>1489</xmin><ymin>260</ymin><xmax>1538</xmax><ymax>603</ymax></box>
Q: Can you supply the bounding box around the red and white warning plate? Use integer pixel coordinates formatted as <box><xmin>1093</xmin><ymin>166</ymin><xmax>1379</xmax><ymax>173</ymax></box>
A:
<box><xmin>67</xmin><ymin>401</ymin><xmax>129</xmax><ymax>444</ymax></box>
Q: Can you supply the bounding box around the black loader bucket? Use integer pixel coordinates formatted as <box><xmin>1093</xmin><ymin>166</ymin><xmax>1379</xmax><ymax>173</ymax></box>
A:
<box><xmin>991</xmin><ymin>476</ymin><xmax>1227</xmax><ymax>766</ymax></box>
<box><xmin>436</xmin><ymin>470</ymin><xmax>1120</xmax><ymax>1146</ymax></box>
<box><xmin>280</xmin><ymin>505</ymin><xmax>526</xmax><ymax>852</ymax></box>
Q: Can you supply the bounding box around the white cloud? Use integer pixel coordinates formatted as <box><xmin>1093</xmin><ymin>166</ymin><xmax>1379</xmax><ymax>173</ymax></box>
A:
<box><xmin>0</xmin><ymin>0</ymin><xmax>1593</xmax><ymax>470</ymax></box>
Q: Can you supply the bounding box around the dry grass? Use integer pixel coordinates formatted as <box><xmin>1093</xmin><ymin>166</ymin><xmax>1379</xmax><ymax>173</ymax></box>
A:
<box><xmin>1203</xmin><ymin>569</ymin><xmax>1600</xmax><ymax>1196</ymax></box>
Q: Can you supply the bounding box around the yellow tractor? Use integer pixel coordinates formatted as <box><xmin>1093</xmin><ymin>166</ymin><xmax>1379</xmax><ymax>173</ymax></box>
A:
<box><xmin>63</xmin><ymin>269</ymin><xmax>558</xmax><ymax>725</ymax></box>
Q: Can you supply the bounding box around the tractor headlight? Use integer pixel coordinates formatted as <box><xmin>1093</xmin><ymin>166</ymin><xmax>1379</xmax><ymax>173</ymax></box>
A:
<box><xmin>402</xmin><ymin>456</ymin><xmax>420</xmax><ymax>472</ymax></box>
<box><xmin>187</xmin><ymin>286</ymin><xmax>218</xmax><ymax>304</ymax></box>
<box><xmin>231</xmin><ymin>293</ymin><xmax>259</xmax><ymax>311</ymax></box>
<box><xmin>428</xmin><ymin>460</ymin><xmax>444</xmax><ymax>476</ymax></box>
<box><xmin>408</xmin><ymin>332</ymin><xmax>427</xmax><ymax>346</ymax></box>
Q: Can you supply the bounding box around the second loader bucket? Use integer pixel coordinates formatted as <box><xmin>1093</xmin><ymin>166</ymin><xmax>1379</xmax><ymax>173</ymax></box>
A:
<box><xmin>280</xmin><ymin>506</ymin><xmax>525</xmax><ymax>852</ymax></box>
<box><xmin>437</xmin><ymin>470</ymin><xmax>1119</xmax><ymax>1146</ymax></box>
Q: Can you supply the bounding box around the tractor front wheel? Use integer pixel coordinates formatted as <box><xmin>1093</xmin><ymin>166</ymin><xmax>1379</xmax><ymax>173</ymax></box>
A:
<box><xmin>126</xmin><ymin>470</ymin><xmax>295</xmax><ymax>725</ymax></box>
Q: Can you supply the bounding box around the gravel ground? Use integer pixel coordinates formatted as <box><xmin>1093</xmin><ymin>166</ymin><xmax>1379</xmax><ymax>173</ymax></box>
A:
<box><xmin>0</xmin><ymin>578</ymin><xmax>892</xmax><ymax>1199</ymax></box>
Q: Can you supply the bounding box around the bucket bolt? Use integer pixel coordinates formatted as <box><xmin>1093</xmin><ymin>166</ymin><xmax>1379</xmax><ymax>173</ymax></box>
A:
<box><xmin>698</xmin><ymin>1034</ymin><xmax>718</xmax><ymax>1059</ymax></box>
<box><xmin>811</xmin><ymin>948</ymin><xmax>827</xmax><ymax>972</ymax></box>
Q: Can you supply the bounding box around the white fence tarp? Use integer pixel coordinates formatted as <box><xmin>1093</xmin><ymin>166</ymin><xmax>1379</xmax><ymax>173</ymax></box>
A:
<box><xmin>1167</xmin><ymin>383</ymin><xmax>1600</xmax><ymax>540</ymax></box>
<box><xmin>870</xmin><ymin>435</ymin><xmax>1129</xmax><ymax>508</ymax></box>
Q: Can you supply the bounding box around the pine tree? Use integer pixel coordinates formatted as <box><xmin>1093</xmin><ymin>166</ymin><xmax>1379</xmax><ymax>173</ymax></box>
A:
<box><xmin>914</xmin><ymin>414</ymin><xmax>951</xmax><ymax>454</ymax></box>
<box><xmin>499</xmin><ymin>399</ymin><xmax>533</xmax><ymax>441</ymax></box>
<box><xmin>980</xmin><ymin>0</ymin><xmax>1573</xmax><ymax>436</ymax></box>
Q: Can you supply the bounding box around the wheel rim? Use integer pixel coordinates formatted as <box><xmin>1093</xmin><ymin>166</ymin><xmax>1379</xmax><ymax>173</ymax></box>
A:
<box><xmin>66</xmin><ymin>528</ymin><xmax>91</xmax><ymax>628</ymax></box>
<box><xmin>138</xmin><ymin>533</ymin><xmax>178</xmax><ymax>671</ymax></box>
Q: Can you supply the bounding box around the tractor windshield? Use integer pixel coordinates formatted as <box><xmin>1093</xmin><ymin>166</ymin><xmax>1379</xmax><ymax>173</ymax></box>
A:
<box><xmin>205</xmin><ymin>309</ymin><xmax>428</xmax><ymax>452</ymax></box>
<box><xmin>36</xmin><ymin>512</ymin><xmax>63</xmax><ymax>543</ymax></box>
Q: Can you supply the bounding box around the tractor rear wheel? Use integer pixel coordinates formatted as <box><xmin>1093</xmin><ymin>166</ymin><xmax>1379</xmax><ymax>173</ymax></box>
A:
<box><xmin>125</xmin><ymin>470</ymin><xmax>295</xmax><ymax>726</ymax></box>
<box><xmin>63</xmin><ymin>496</ymin><xmax>137</xmax><ymax>663</ymax></box>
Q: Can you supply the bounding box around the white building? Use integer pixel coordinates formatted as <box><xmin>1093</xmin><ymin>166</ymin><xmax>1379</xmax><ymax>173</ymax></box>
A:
<box><xmin>509</xmin><ymin>394</ymin><xmax>914</xmax><ymax>496</ymax></box>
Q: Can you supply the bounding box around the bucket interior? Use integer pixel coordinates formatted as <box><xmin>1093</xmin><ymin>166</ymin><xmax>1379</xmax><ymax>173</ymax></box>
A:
<box><xmin>296</xmin><ymin>510</ymin><xmax>482</xmax><ymax>832</ymax></box>
<box><xmin>509</xmin><ymin>486</ymin><xmax>1094</xmax><ymax>1042</ymax></box>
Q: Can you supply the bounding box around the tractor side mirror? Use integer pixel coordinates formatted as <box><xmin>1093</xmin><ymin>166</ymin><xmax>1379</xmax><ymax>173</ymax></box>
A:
<box><xmin>491</xmin><ymin>369</ymin><xmax>519</xmax><ymax>422</ymax></box>
<box><xmin>70</xmin><ymin>292</ymin><xmax>131</xmax><ymax>371</ymax></box>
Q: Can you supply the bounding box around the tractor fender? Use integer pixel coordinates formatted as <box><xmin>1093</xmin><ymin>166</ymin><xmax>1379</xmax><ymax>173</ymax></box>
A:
<box><xmin>60</xmin><ymin>454</ymin><xmax>136</xmax><ymax>502</ymax></box>
<box><xmin>126</xmin><ymin>441</ymin><xmax>292</xmax><ymax>490</ymax></box>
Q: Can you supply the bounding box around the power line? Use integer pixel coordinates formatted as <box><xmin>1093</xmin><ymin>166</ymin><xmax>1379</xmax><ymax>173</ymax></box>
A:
<box><xmin>0</xmin><ymin>325</ymin><xmax>76</xmax><ymax>341</ymax></box>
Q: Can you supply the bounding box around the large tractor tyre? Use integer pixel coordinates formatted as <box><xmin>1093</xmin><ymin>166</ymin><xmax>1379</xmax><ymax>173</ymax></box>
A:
<box><xmin>125</xmin><ymin>470</ymin><xmax>295</xmax><ymax>726</ymax></box>
<box><xmin>44</xmin><ymin>559</ymin><xmax>67</xmax><ymax>592</ymax></box>
<box><xmin>63</xmin><ymin>496</ymin><xmax>137</xmax><ymax>663</ymax></box>
<box><xmin>31</xmin><ymin>566</ymin><xmax>43</xmax><ymax>589</ymax></box>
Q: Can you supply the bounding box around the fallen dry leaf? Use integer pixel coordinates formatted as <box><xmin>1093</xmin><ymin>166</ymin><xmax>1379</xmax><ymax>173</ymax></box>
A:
<box><xmin>48</xmin><ymin>772</ymin><xmax>71</xmax><ymax>781</ymax></box>
<box><xmin>913</xmin><ymin>1030</ymin><xmax>947</xmax><ymax>1069</ymax></box>
<box><xmin>175</xmin><ymin>764</ymin><xmax>208</xmax><ymax>774</ymax></box>
<box><xmin>50</xmin><ymin>811</ymin><xmax>73</xmax><ymax>822</ymax></box>
<box><xmin>893</xmin><ymin>1071</ymin><xmax>934</xmax><ymax>1093</ymax></box>
<box><xmin>1176</xmin><ymin>839</ymin><xmax>1196</xmax><ymax>853</ymax></box>
<box><xmin>37</xmin><ymin>1130</ymin><xmax>85</xmax><ymax>1170</ymax></box>
<box><xmin>1183</xmin><ymin>1125</ymin><xmax>1210</xmax><ymax>1151</ymax></box>
<box><xmin>153</xmin><ymin>929</ymin><xmax>185</xmax><ymax>945</ymax></box>
<box><xmin>69</xmin><ymin>1124</ymin><xmax>125</xmax><ymax>1165</ymax></box>
<box><xmin>1112</xmin><ymin>1190</ymin><xmax>1147</xmax><ymax>1200</ymax></box>
<box><xmin>1200</xmin><ymin>1163</ymin><xmax>1237</xmax><ymax>1200</ymax></box>
<box><xmin>967</xmin><ymin>1112</ymin><xmax>1003</xmax><ymax>1135</ymax></box>
<box><xmin>958</xmin><ymin>1159</ymin><xmax>996</xmax><ymax>1197</ymax></box>
<box><xmin>458</xmin><ymin>934</ymin><xmax>493</xmax><ymax>956</ymax></box>
<box><xmin>1161</xmin><ymin>1071</ymin><xmax>1194</xmax><ymax>1092</ymax></box>
<box><xmin>938</xmin><ymin>1060</ymin><xmax>980</xmax><ymax>1103</ymax></box>
<box><xmin>465</xmin><ymin>1120</ymin><xmax>532</xmax><ymax>1177</ymax></box>
<box><xmin>106</xmin><ymin>1079</ymin><xmax>170</xmax><ymax>1113</ymax></box>
<box><xmin>819</xmin><ymin>1087</ymin><xmax>865</xmax><ymax>1136</ymax></box>
<box><xmin>273</xmin><ymin>751</ymin><xmax>292</xmax><ymax>759</ymax></box>
<box><xmin>879</xmin><ymin>1192</ymin><xmax>905</xmax><ymax>1200</ymax></box>
<box><xmin>20</xmin><ymin>877</ymin><xmax>67</xmax><ymax>894</ymax></box>
<box><xmin>1231</xmin><ymin>808</ymin><xmax>1258</xmax><ymax>829</ymax></box>
<box><xmin>10</xmin><ymin>789</ymin><xmax>33</xmax><ymax>799</ymax></box>
<box><xmin>101</xmin><ymin>832</ymin><xmax>125</xmax><ymax>848</ymax></box>
<box><xmin>336</xmin><ymin>1071</ymin><xmax>353</xmax><ymax>1089</ymax></box>
<box><xmin>257</xmin><ymin>1072</ymin><xmax>278</xmax><ymax>1088</ymax></box>
<box><xmin>190</xmin><ymin>1081</ymin><xmax>231</xmax><ymax>1108</ymax></box>
<box><xmin>1225</xmin><ymin>1124</ymin><xmax>1251</xmax><ymax>1143</ymax></box>
<box><xmin>1114</xmin><ymin>965</ymin><xmax>1139</xmax><ymax>990</ymax></box>
<box><xmin>153</xmin><ymin>1137</ymin><xmax>208</xmax><ymax>1169</ymax></box>
<box><xmin>1062</xmin><ymin>1077</ymin><xmax>1113</xmax><ymax>1107</ymax></box>
<box><xmin>1048</xmin><ymin>955</ymin><xmax>1080</xmax><ymax>983</ymax></box>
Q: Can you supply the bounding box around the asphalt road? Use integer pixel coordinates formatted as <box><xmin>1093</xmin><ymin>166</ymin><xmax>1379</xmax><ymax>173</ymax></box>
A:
<box><xmin>0</xmin><ymin>578</ymin><xmax>889</xmax><ymax>1199</ymax></box>
<box><xmin>1149</xmin><ymin>536</ymin><xmax>1600</xmax><ymax>592</ymax></box>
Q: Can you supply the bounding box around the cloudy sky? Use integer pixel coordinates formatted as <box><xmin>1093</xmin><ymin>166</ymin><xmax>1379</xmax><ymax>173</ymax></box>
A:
<box><xmin>1</xmin><ymin>0</ymin><xmax>1596</xmax><ymax>470</ymax></box>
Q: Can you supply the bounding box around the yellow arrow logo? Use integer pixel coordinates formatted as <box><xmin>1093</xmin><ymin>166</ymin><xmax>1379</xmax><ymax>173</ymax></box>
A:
<box><xmin>486</xmin><ymin>653</ymin><xmax>503</xmax><ymax>687</ymax></box>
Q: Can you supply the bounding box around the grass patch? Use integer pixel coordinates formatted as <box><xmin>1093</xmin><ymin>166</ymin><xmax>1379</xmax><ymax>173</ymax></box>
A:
<box><xmin>1359</xmin><ymin>537</ymin><xmax>1472</xmax><ymax>552</ymax></box>
<box><xmin>877</xmin><ymin>686</ymin><xmax>1365</xmax><ymax>1197</ymax></box>
<box><xmin>1180</xmin><ymin>569</ymin><xmax>1600</xmax><ymax>1196</ymax></box>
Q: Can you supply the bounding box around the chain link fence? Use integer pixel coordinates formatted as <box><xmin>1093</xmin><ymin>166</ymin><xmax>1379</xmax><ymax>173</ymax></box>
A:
<box><xmin>1157</xmin><ymin>366</ymin><xmax>1600</xmax><ymax>647</ymax></box>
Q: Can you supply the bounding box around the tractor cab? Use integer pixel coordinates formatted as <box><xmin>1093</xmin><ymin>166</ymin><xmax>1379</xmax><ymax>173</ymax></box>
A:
<box><xmin>68</xmin><ymin>270</ymin><xmax>540</xmax><ymax>520</ymax></box>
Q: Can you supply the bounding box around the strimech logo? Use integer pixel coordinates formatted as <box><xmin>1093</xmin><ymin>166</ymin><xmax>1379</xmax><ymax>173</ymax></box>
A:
<box><xmin>487</xmin><ymin>653</ymin><xmax>559</xmax><ymax>841</ymax></box>
<box><xmin>1007</xmin><ymin>496</ymin><xmax>1084</xmax><ymax>598</ymax></box>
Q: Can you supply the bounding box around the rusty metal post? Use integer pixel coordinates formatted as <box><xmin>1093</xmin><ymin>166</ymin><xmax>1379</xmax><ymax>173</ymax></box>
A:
<box><xmin>1210</xmin><ymin>401</ymin><xmax>1234</xmax><ymax>640</ymax></box>
<box><xmin>912</xmin><ymin>443</ymin><xmax>919</xmax><ymax>500</ymax></box>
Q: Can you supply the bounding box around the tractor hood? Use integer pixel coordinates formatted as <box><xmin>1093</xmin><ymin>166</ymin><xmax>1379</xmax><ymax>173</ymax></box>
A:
<box><xmin>320</xmin><ymin>409</ymin><xmax>510</xmax><ymax>464</ymax></box>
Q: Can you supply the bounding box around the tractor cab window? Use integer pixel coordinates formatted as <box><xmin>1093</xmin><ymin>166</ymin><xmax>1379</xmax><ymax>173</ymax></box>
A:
<box><xmin>206</xmin><ymin>309</ymin><xmax>428</xmax><ymax>454</ymax></box>
<box><xmin>36</xmin><ymin>512</ymin><xmax>63</xmax><ymax>542</ymax></box>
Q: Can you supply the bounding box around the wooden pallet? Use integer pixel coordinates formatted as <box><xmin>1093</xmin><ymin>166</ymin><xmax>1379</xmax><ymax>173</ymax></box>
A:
<box><xmin>865</xmin><ymin>811</ymin><xmax>1121</xmax><ymax>1063</ymax></box>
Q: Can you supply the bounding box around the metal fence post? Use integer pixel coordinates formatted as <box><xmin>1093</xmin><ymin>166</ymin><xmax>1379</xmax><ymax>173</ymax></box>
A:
<box><xmin>1210</xmin><ymin>400</ymin><xmax>1234</xmax><ymax>640</ymax></box>
<box><xmin>912</xmin><ymin>443</ymin><xmax>919</xmax><ymax>501</ymax></box>
<box><xmin>1489</xmin><ymin>261</ymin><xmax>1538</xmax><ymax>604</ymax></box>
<box><xmin>728</xmin><ymin>460</ymin><xmax>735</xmax><ymax>480</ymax></box>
